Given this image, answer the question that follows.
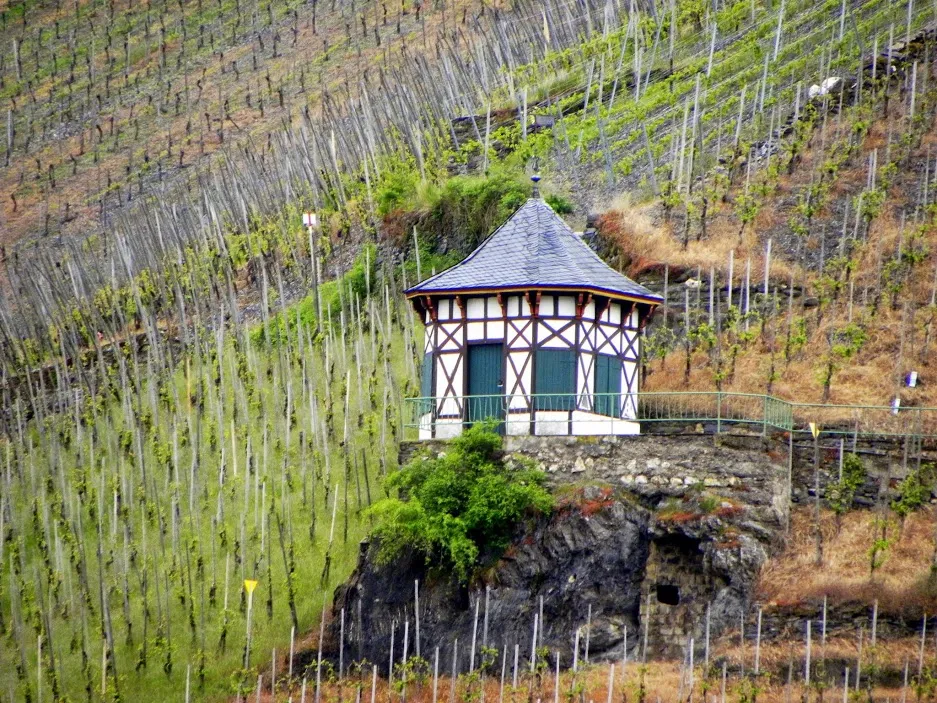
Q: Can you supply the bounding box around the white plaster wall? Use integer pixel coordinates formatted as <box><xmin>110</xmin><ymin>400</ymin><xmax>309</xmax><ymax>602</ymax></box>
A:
<box><xmin>435</xmin><ymin>353</ymin><xmax>463</xmax><ymax>408</ymax></box>
<box><xmin>622</xmin><ymin>361</ymin><xmax>638</xmax><ymax>419</ymax></box>
<box><xmin>537</xmin><ymin>319</ymin><xmax>576</xmax><ymax>349</ymax></box>
<box><xmin>507</xmin><ymin>319</ymin><xmax>533</xmax><ymax>346</ymax></box>
<box><xmin>466</xmin><ymin>297</ymin><xmax>485</xmax><ymax>319</ymax></box>
<box><xmin>424</xmin><ymin>323</ymin><xmax>434</xmax><ymax>353</ymax></box>
<box><xmin>533</xmin><ymin>411</ymin><xmax>569</xmax><ymax>436</ymax></box>
<box><xmin>505</xmin><ymin>351</ymin><xmax>532</xmax><ymax>405</ymax></box>
<box><xmin>580</xmin><ymin>321</ymin><xmax>596</xmax><ymax>352</ymax></box>
<box><xmin>466</xmin><ymin>321</ymin><xmax>486</xmax><ymax>341</ymax></box>
<box><xmin>431</xmin><ymin>419</ymin><xmax>463</xmax><ymax>439</ymax></box>
<box><xmin>505</xmin><ymin>413</ymin><xmax>532</xmax><ymax>436</ymax></box>
<box><xmin>571</xmin><ymin>411</ymin><xmax>640</xmax><ymax>435</ymax></box>
<box><xmin>557</xmin><ymin>296</ymin><xmax>576</xmax><ymax>316</ymax></box>
<box><xmin>437</xmin><ymin>298</ymin><xmax>453</xmax><ymax>321</ymax></box>
<box><xmin>623</xmin><ymin>329</ymin><xmax>638</xmax><ymax>360</ymax></box>
<box><xmin>438</xmin><ymin>322</ymin><xmax>462</xmax><ymax>351</ymax></box>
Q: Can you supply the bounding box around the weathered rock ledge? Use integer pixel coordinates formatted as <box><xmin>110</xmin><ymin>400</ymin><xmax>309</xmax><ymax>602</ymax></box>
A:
<box><xmin>322</xmin><ymin>435</ymin><xmax>789</xmax><ymax>668</ymax></box>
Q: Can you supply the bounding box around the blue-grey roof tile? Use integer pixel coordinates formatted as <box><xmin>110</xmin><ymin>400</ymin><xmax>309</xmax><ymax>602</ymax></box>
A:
<box><xmin>405</xmin><ymin>198</ymin><xmax>662</xmax><ymax>302</ymax></box>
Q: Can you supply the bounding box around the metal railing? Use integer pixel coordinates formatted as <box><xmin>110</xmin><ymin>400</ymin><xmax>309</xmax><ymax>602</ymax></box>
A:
<box><xmin>403</xmin><ymin>392</ymin><xmax>937</xmax><ymax>440</ymax></box>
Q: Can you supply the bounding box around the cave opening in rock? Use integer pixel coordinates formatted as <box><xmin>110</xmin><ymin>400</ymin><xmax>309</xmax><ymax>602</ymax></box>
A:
<box><xmin>656</xmin><ymin>583</ymin><xmax>680</xmax><ymax>605</ymax></box>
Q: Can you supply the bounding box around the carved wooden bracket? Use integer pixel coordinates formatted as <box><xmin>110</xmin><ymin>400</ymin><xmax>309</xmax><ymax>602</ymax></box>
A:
<box><xmin>621</xmin><ymin>301</ymin><xmax>635</xmax><ymax>329</ymax></box>
<box><xmin>638</xmin><ymin>304</ymin><xmax>656</xmax><ymax>330</ymax></box>
<box><xmin>596</xmin><ymin>296</ymin><xmax>612</xmax><ymax>321</ymax></box>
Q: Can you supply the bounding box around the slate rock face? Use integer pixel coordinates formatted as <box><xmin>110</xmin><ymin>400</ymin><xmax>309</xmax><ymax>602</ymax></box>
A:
<box><xmin>323</xmin><ymin>435</ymin><xmax>788</xmax><ymax>669</ymax></box>
<box><xmin>325</xmin><ymin>503</ymin><xmax>649</xmax><ymax>667</ymax></box>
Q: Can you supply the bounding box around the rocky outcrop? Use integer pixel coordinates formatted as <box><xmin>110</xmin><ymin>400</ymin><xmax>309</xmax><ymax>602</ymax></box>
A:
<box><xmin>325</xmin><ymin>435</ymin><xmax>789</xmax><ymax>669</ymax></box>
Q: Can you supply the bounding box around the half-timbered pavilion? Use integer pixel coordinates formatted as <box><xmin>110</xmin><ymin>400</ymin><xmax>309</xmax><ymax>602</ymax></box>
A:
<box><xmin>405</xmin><ymin>191</ymin><xmax>662</xmax><ymax>438</ymax></box>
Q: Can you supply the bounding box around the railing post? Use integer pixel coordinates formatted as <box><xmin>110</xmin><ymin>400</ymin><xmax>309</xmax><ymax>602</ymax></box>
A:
<box><xmin>716</xmin><ymin>392</ymin><xmax>722</xmax><ymax>435</ymax></box>
<box><xmin>763</xmin><ymin>395</ymin><xmax>768</xmax><ymax>437</ymax></box>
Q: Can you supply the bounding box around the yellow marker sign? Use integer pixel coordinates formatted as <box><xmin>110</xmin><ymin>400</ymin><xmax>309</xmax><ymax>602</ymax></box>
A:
<box><xmin>809</xmin><ymin>422</ymin><xmax>820</xmax><ymax>439</ymax></box>
<box><xmin>244</xmin><ymin>579</ymin><xmax>258</xmax><ymax>595</ymax></box>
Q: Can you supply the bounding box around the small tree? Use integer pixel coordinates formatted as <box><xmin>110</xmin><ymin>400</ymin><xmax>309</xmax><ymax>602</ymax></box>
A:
<box><xmin>369</xmin><ymin>423</ymin><xmax>553</xmax><ymax>582</ymax></box>
<box><xmin>891</xmin><ymin>465</ymin><xmax>934</xmax><ymax>526</ymax></box>
<box><xmin>827</xmin><ymin>453</ymin><xmax>867</xmax><ymax>530</ymax></box>
<box><xmin>819</xmin><ymin>323</ymin><xmax>867</xmax><ymax>402</ymax></box>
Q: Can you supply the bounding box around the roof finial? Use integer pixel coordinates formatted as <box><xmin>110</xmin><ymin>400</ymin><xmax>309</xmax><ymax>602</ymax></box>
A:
<box><xmin>531</xmin><ymin>174</ymin><xmax>541</xmax><ymax>198</ymax></box>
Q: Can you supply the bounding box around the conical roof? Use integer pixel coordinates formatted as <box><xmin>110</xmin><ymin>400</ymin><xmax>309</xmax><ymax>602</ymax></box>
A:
<box><xmin>405</xmin><ymin>198</ymin><xmax>661</xmax><ymax>303</ymax></box>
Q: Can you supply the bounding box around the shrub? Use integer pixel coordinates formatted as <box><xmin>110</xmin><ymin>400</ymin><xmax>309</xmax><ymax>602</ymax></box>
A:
<box><xmin>827</xmin><ymin>453</ymin><xmax>866</xmax><ymax>516</ymax></box>
<box><xmin>369</xmin><ymin>423</ymin><xmax>553</xmax><ymax>581</ymax></box>
<box><xmin>377</xmin><ymin>167</ymin><xmax>420</xmax><ymax>216</ymax></box>
<box><xmin>891</xmin><ymin>465</ymin><xmax>935</xmax><ymax>520</ymax></box>
<box><xmin>544</xmin><ymin>193</ymin><xmax>574</xmax><ymax>214</ymax></box>
<box><xmin>424</xmin><ymin>169</ymin><xmax>531</xmax><ymax>251</ymax></box>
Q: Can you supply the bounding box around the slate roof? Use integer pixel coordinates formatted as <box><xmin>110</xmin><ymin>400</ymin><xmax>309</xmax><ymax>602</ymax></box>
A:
<box><xmin>405</xmin><ymin>198</ymin><xmax>662</xmax><ymax>303</ymax></box>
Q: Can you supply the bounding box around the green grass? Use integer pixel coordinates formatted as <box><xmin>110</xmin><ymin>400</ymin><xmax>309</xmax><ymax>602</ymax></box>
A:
<box><xmin>0</xmin><ymin>284</ymin><xmax>418</xmax><ymax>701</ymax></box>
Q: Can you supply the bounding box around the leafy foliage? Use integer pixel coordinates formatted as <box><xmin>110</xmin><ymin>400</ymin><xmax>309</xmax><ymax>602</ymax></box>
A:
<box><xmin>424</xmin><ymin>168</ymin><xmax>532</xmax><ymax>250</ymax></box>
<box><xmin>545</xmin><ymin>193</ymin><xmax>575</xmax><ymax>214</ymax></box>
<box><xmin>891</xmin><ymin>465</ymin><xmax>935</xmax><ymax>520</ymax></box>
<box><xmin>251</xmin><ymin>243</ymin><xmax>377</xmax><ymax>346</ymax></box>
<box><xmin>369</xmin><ymin>423</ymin><xmax>553</xmax><ymax>581</ymax></box>
<box><xmin>827</xmin><ymin>453</ymin><xmax>867</xmax><ymax>516</ymax></box>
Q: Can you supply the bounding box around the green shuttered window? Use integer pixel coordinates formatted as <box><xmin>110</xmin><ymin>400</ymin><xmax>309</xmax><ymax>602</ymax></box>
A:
<box><xmin>535</xmin><ymin>348</ymin><xmax>575</xmax><ymax>411</ymax></box>
<box><xmin>594</xmin><ymin>354</ymin><xmax>621</xmax><ymax>418</ymax></box>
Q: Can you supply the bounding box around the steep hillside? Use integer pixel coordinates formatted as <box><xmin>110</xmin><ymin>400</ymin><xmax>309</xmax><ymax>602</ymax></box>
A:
<box><xmin>622</xmin><ymin>37</ymin><xmax>937</xmax><ymax>414</ymax></box>
<box><xmin>2</xmin><ymin>0</ymin><xmax>937</xmax><ymax>701</ymax></box>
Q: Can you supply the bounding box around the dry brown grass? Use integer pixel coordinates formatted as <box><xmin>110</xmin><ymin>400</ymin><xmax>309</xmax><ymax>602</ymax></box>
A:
<box><xmin>714</xmin><ymin>634</ymin><xmax>923</xmax><ymax>685</ymax></box>
<box><xmin>597</xmin><ymin>204</ymin><xmax>799</xmax><ymax>284</ymax></box>
<box><xmin>642</xmin><ymin>299</ymin><xmax>933</xmax><ymax>408</ymax></box>
<box><xmin>758</xmin><ymin>507</ymin><xmax>937</xmax><ymax>615</ymax></box>
<box><xmin>608</xmin><ymin>102</ymin><xmax>937</xmax><ymax>414</ymax></box>
<box><xmin>246</xmin><ymin>656</ymin><xmax>912</xmax><ymax>703</ymax></box>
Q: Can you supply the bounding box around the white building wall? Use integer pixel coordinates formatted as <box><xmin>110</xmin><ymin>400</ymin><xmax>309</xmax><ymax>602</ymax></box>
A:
<box><xmin>419</xmin><ymin>293</ymin><xmax>647</xmax><ymax>437</ymax></box>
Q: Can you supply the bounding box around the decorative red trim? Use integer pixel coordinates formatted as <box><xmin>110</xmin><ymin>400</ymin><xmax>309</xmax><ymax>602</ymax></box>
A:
<box><xmin>596</xmin><ymin>296</ymin><xmax>612</xmax><ymax>321</ymax></box>
<box><xmin>455</xmin><ymin>295</ymin><xmax>466</xmax><ymax>319</ymax></box>
<box><xmin>424</xmin><ymin>296</ymin><xmax>437</xmax><ymax>322</ymax></box>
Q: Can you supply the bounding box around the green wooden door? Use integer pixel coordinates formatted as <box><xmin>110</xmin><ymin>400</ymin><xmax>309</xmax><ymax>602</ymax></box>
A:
<box><xmin>594</xmin><ymin>354</ymin><xmax>621</xmax><ymax>418</ymax></box>
<box><xmin>467</xmin><ymin>343</ymin><xmax>504</xmax><ymax>425</ymax></box>
<box><xmin>535</xmin><ymin>349</ymin><xmax>575</xmax><ymax>411</ymax></box>
<box><xmin>419</xmin><ymin>352</ymin><xmax>434</xmax><ymax>417</ymax></box>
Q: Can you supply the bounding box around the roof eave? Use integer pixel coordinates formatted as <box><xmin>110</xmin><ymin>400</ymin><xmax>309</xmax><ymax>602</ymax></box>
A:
<box><xmin>404</xmin><ymin>284</ymin><xmax>662</xmax><ymax>305</ymax></box>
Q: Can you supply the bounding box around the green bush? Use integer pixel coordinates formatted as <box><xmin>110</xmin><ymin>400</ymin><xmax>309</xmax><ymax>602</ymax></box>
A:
<box><xmin>369</xmin><ymin>423</ymin><xmax>553</xmax><ymax>581</ymax></box>
<box><xmin>827</xmin><ymin>453</ymin><xmax>866</xmax><ymax>516</ymax></box>
<box><xmin>377</xmin><ymin>166</ymin><xmax>420</xmax><ymax>216</ymax></box>
<box><xmin>545</xmin><ymin>193</ymin><xmax>574</xmax><ymax>214</ymax></box>
<box><xmin>424</xmin><ymin>169</ymin><xmax>531</xmax><ymax>251</ymax></box>
<box><xmin>891</xmin><ymin>465</ymin><xmax>935</xmax><ymax>520</ymax></box>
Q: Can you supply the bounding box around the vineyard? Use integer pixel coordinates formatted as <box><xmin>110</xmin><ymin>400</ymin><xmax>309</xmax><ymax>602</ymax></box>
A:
<box><xmin>3</xmin><ymin>0</ymin><xmax>937</xmax><ymax>699</ymax></box>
